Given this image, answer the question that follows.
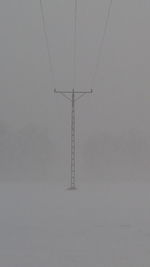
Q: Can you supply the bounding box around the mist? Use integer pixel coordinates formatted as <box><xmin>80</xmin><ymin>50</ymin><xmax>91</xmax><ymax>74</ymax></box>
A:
<box><xmin>0</xmin><ymin>0</ymin><xmax>150</xmax><ymax>182</ymax></box>
<box><xmin>1</xmin><ymin>1</ymin><xmax>150</xmax><ymax>266</ymax></box>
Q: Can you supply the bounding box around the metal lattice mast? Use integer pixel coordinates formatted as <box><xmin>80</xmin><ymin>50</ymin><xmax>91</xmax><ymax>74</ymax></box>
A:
<box><xmin>71</xmin><ymin>89</ymin><xmax>75</xmax><ymax>189</ymax></box>
<box><xmin>54</xmin><ymin>88</ymin><xmax>93</xmax><ymax>189</ymax></box>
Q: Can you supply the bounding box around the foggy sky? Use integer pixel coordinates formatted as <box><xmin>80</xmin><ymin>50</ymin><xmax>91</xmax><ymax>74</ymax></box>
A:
<box><xmin>0</xmin><ymin>0</ymin><xmax>150</xmax><ymax>181</ymax></box>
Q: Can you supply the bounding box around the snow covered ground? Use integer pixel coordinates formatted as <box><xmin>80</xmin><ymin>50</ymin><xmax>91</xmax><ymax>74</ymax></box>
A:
<box><xmin>0</xmin><ymin>180</ymin><xmax>150</xmax><ymax>266</ymax></box>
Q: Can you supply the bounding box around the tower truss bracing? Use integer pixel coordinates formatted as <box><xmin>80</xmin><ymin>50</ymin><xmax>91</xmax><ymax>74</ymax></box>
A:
<box><xmin>54</xmin><ymin>88</ymin><xmax>93</xmax><ymax>189</ymax></box>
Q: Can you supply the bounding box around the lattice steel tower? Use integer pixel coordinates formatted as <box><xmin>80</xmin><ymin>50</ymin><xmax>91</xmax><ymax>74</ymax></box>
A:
<box><xmin>54</xmin><ymin>88</ymin><xmax>93</xmax><ymax>189</ymax></box>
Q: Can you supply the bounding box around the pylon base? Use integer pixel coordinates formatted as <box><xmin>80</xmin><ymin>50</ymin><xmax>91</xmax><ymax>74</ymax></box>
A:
<box><xmin>67</xmin><ymin>186</ymin><xmax>77</xmax><ymax>190</ymax></box>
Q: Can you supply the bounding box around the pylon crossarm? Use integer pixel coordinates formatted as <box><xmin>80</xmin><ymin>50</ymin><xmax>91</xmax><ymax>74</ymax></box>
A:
<box><xmin>54</xmin><ymin>89</ymin><xmax>72</xmax><ymax>101</ymax></box>
<box><xmin>59</xmin><ymin>92</ymin><xmax>72</xmax><ymax>101</ymax></box>
<box><xmin>75</xmin><ymin>93</ymin><xmax>87</xmax><ymax>102</ymax></box>
<box><xmin>54</xmin><ymin>89</ymin><xmax>72</xmax><ymax>94</ymax></box>
<box><xmin>75</xmin><ymin>89</ymin><xmax>93</xmax><ymax>102</ymax></box>
<box><xmin>54</xmin><ymin>89</ymin><xmax>93</xmax><ymax>94</ymax></box>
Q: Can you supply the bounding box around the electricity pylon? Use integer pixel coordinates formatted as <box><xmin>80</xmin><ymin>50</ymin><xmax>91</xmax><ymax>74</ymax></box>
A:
<box><xmin>54</xmin><ymin>88</ymin><xmax>93</xmax><ymax>190</ymax></box>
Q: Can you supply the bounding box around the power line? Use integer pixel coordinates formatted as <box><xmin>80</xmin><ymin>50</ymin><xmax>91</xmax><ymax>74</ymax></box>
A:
<box><xmin>90</xmin><ymin>0</ymin><xmax>113</xmax><ymax>89</ymax></box>
<box><xmin>73</xmin><ymin>0</ymin><xmax>78</xmax><ymax>90</ymax></box>
<box><xmin>39</xmin><ymin>0</ymin><xmax>56</xmax><ymax>89</ymax></box>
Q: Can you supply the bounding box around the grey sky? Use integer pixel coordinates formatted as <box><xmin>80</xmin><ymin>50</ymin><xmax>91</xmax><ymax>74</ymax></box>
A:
<box><xmin>0</xmin><ymin>0</ymin><xmax>149</xmax><ymax>131</ymax></box>
<box><xmin>0</xmin><ymin>0</ymin><xmax>150</xmax><ymax>181</ymax></box>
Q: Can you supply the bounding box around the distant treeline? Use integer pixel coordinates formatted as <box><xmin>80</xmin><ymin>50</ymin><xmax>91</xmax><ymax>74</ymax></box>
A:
<box><xmin>82</xmin><ymin>130</ymin><xmax>150</xmax><ymax>180</ymax></box>
<box><xmin>0</xmin><ymin>120</ymin><xmax>150</xmax><ymax>181</ymax></box>
<box><xmin>0</xmin><ymin>121</ymin><xmax>55</xmax><ymax>180</ymax></box>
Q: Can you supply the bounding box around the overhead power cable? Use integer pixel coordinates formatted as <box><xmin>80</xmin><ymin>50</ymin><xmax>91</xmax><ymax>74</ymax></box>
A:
<box><xmin>90</xmin><ymin>0</ymin><xmax>113</xmax><ymax>89</ymax></box>
<box><xmin>73</xmin><ymin>0</ymin><xmax>78</xmax><ymax>90</ymax></box>
<box><xmin>39</xmin><ymin>0</ymin><xmax>56</xmax><ymax>89</ymax></box>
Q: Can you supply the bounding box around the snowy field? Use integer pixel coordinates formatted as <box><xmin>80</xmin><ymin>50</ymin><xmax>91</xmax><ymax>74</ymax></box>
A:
<box><xmin>0</xmin><ymin>181</ymin><xmax>150</xmax><ymax>266</ymax></box>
